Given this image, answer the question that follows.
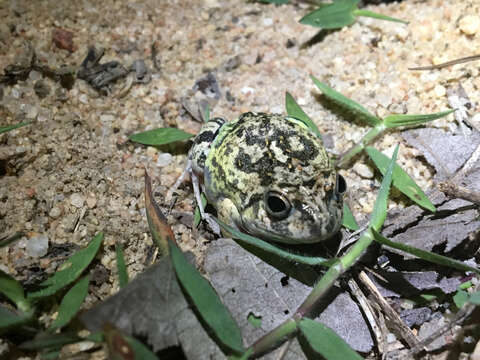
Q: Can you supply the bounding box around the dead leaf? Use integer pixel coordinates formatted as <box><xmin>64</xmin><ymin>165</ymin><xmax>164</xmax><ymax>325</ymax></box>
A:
<box><xmin>81</xmin><ymin>255</ymin><xmax>223</xmax><ymax>359</ymax></box>
<box><xmin>204</xmin><ymin>238</ymin><xmax>374</xmax><ymax>354</ymax></box>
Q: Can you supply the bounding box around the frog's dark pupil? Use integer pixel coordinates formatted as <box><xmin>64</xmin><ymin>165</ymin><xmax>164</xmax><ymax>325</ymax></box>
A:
<box><xmin>265</xmin><ymin>191</ymin><xmax>291</xmax><ymax>220</ymax></box>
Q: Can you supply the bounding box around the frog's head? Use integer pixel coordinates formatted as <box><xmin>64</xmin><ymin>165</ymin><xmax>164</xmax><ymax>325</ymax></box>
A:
<box><xmin>238</xmin><ymin>173</ymin><xmax>346</xmax><ymax>244</ymax></box>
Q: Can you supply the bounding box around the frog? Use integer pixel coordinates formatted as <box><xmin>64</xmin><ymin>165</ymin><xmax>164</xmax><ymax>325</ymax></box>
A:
<box><xmin>174</xmin><ymin>112</ymin><xmax>346</xmax><ymax>244</ymax></box>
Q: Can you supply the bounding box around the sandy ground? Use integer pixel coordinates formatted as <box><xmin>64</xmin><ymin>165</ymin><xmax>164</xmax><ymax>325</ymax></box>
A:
<box><xmin>0</xmin><ymin>0</ymin><xmax>479</xmax><ymax>356</ymax></box>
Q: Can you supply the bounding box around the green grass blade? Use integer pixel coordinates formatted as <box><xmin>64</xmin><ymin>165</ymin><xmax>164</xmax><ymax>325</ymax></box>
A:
<box><xmin>342</xmin><ymin>203</ymin><xmax>359</xmax><ymax>231</ymax></box>
<box><xmin>299</xmin><ymin>0</ymin><xmax>358</xmax><ymax>29</ymax></box>
<box><xmin>169</xmin><ymin>241</ymin><xmax>244</xmax><ymax>355</ymax></box>
<box><xmin>299</xmin><ymin>318</ymin><xmax>363</xmax><ymax>360</ymax></box>
<box><xmin>216</xmin><ymin>218</ymin><xmax>336</xmax><ymax>267</ymax></box>
<box><xmin>0</xmin><ymin>305</ymin><xmax>33</xmax><ymax>329</ymax></box>
<box><xmin>129</xmin><ymin>128</ymin><xmax>194</xmax><ymax>146</ymax></box>
<box><xmin>469</xmin><ymin>291</ymin><xmax>480</xmax><ymax>305</ymax></box>
<box><xmin>203</xmin><ymin>103</ymin><xmax>211</xmax><ymax>123</ymax></box>
<box><xmin>453</xmin><ymin>290</ymin><xmax>469</xmax><ymax>308</ymax></box>
<box><xmin>371</xmin><ymin>229</ymin><xmax>480</xmax><ymax>274</ymax></box>
<box><xmin>19</xmin><ymin>332</ymin><xmax>81</xmax><ymax>351</ymax></box>
<box><xmin>115</xmin><ymin>243</ymin><xmax>129</xmax><ymax>288</ymax></box>
<box><xmin>366</xmin><ymin>147</ymin><xmax>435</xmax><ymax>212</ymax></box>
<box><xmin>127</xmin><ymin>336</ymin><xmax>159</xmax><ymax>360</ymax></box>
<box><xmin>310</xmin><ymin>75</ymin><xmax>381</xmax><ymax>127</ymax></box>
<box><xmin>193</xmin><ymin>193</ymin><xmax>207</xmax><ymax>228</ymax></box>
<box><xmin>48</xmin><ymin>276</ymin><xmax>90</xmax><ymax>331</ymax></box>
<box><xmin>0</xmin><ymin>122</ymin><xmax>30</xmax><ymax>135</ymax></box>
<box><xmin>0</xmin><ymin>269</ymin><xmax>30</xmax><ymax>312</ymax></box>
<box><xmin>383</xmin><ymin>109</ymin><xmax>454</xmax><ymax>128</ymax></box>
<box><xmin>369</xmin><ymin>145</ymin><xmax>398</xmax><ymax>231</ymax></box>
<box><xmin>285</xmin><ymin>92</ymin><xmax>322</xmax><ymax>139</ymax></box>
<box><xmin>353</xmin><ymin>9</ymin><xmax>408</xmax><ymax>24</ymax></box>
<box><xmin>28</xmin><ymin>233</ymin><xmax>103</xmax><ymax>299</ymax></box>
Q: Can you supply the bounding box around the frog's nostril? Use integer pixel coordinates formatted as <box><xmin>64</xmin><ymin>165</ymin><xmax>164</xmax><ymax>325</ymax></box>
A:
<box><xmin>264</xmin><ymin>191</ymin><xmax>291</xmax><ymax>220</ymax></box>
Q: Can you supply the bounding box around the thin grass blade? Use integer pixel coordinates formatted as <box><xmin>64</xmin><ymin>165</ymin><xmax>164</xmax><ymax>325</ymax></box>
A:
<box><xmin>217</xmin><ymin>218</ymin><xmax>335</xmax><ymax>267</ymax></box>
<box><xmin>28</xmin><ymin>233</ymin><xmax>103</xmax><ymax>299</ymax></box>
<box><xmin>353</xmin><ymin>9</ymin><xmax>408</xmax><ymax>24</ymax></box>
<box><xmin>285</xmin><ymin>92</ymin><xmax>322</xmax><ymax>139</ymax></box>
<box><xmin>0</xmin><ymin>270</ymin><xmax>30</xmax><ymax>312</ymax></box>
<box><xmin>342</xmin><ymin>203</ymin><xmax>359</xmax><ymax>231</ymax></box>
<box><xmin>300</xmin><ymin>0</ymin><xmax>358</xmax><ymax>29</ymax></box>
<box><xmin>169</xmin><ymin>241</ymin><xmax>244</xmax><ymax>355</ymax></box>
<box><xmin>383</xmin><ymin>109</ymin><xmax>454</xmax><ymax>128</ymax></box>
<box><xmin>0</xmin><ymin>122</ymin><xmax>30</xmax><ymax>135</ymax></box>
<box><xmin>129</xmin><ymin>128</ymin><xmax>193</xmax><ymax>146</ymax></box>
<box><xmin>145</xmin><ymin>171</ymin><xmax>175</xmax><ymax>255</ymax></box>
<box><xmin>310</xmin><ymin>76</ymin><xmax>380</xmax><ymax>126</ymax></box>
<box><xmin>48</xmin><ymin>275</ymin><xmax>90</xmax><ymax>330</ymax></box>
<box><xmin>366</xmin><ymin>146</ymin><xmax>435</xmax><ymax>212</ymax></box>
<box><xmin>115</xmin><ymin>243</ymin><xmax>129</xmax><ymax>288</ymax></box>
<box><xmin>371</xmin><ymin>228</ymin><xmax>480</xmax><ymax>274</ymax></box>
<box><xmin>299</xmin><ymin>318</ymin><xmax>363</xmax><ymax>360</ymax></box>
<box><xmin>369</xmin><ymin>145</ymin><xmax>398</xmax><ymax>231</ymax></box>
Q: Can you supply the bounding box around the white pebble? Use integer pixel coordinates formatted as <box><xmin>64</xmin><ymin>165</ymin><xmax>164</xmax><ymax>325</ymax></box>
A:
<box><xmin>263</xmin><ymin>18</ymin><xmax>273</xmax><ymax>27</ymax></box>
<box><xmin>157</xmin><ymin>153</ymin><xmax>173</xmax><ymax>167</ymax></box>
<box><xmin>49</xmin><ymin>207</ymin><xmax>62</xmax><ymax>218</ymax></box>
<box><xmin>70</xmin><ymin>193</ymin><xmax>85</xmax><ymax>208</ymax></box>
<box><xmin>26</xmin><ymin>234</ymin><xmax>49</xmax><ymax>257</ymax></box>
<box><xmin>434</xmin><ymin>84</ymin><xmax>446</xmax><ymax>98</ymax></box>
<box><xmin>459</xmin><ymin>15</ymin><xmax>480</xmax><ymax>35</ymax></box>
<box><xmin>241</xmin><ymin>86</ymin><xmax>255</xmax><ymax>95</ymax></box>
<box><xmin>353</xmin><ymin>163</ymin><xmax>374</xmax><ymax>179</ymax></box>
<box><xmin>79</xmin><ymin>94</ymin><xmax>89</xmax><ymax>104</ymax></box>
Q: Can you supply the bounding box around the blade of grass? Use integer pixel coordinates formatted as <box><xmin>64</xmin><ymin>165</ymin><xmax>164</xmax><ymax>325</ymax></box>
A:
<box><xmin>0</xmin><ymin>270</ymin><xmax>30</xmax><ymax>312</ymax></box>
<box><xmin>383</xmin><ymin>109</ymin><xmax>454</xmax><ymax>128</ymax></box>
<box><xmin>115</xmin><ymin>243</ymin><xmax>129</xmax><ymax>288</ymax></box>
<box><xmin>0</xmin><ymin>122</ymin><xmax>30</xmax><ymax>135</ymax></box>
<box><xmin>216</xmin><ymin>218</ymin><xmax>336</xmax><ymax>267</ymax></box>
<box><xmin>353</xmin><ymin>9</ymin><xmax>408</xmax><ymax>24</ymax></box>
<box><xmin>145</xmin><ymin>171</ymin><xmax>175</xmax><ymax>255</ymax></box>
<box><xmin>310</xmin><ymin>75</ymin><xmax>381</xmax><ymax>127</ymax></box>
<box><xmin>342</xmin><ymin>203</ymin><xmax>359</xmax><ymax>231</ymax></box>
<box><xmin>0</xmin><ymin>305</ymin><xmax>33</xmax><ymax>330</ymax></box>
<box><xmin>28</xmin><ymin>233</ymin><xmax>103</xmax><ymax>299</ymax></box>
<box><xmin>299</xmin><ymin>0</ymin><xmax>358</xmax><ymax>29</ymax></box>
<box><xmin>168</xmin><ymin>241</ymin><xmax>244</xmax><ymax>355</ymax></box>
<box><xmin>299</xmin><ymin>318</ymin><xmax>363</xmax><ymax>360</ymax></box>
<box><xmin>366</xmin><ymin>146</ymin><xmax>435</xmax><ymax>212</ymax></box>
<box><xmin>129</xmin><ymin>128</ymin><xmax>194</xmax><ymax>146</ymax></box>
<box><xmin>369</xmin><ymin>145</ymin><xmax>399</xmax><ymax>231</ymax></box>
<box><xmin>19</xmin><ymin>332</ymin><xmax>81</xmax><ymax>351</ymax></box>
<box><xmin>285</xmin><ymin>92</ymin><xmax>322</xmax><ymax>139</ymax></box>
<box><xmin>371</xmin><ymin>229</ymin><xmax>480</xmax><ymax>274</ymax></box>
<box><xmin>193</xmin><ymin>193</ymin><xmax>207</xmax><ymax>228</ymax></box>
<box><xmin>48</xmin><ymin>275</ymin><xmax>90</xmax><ymax>331</ymax></box>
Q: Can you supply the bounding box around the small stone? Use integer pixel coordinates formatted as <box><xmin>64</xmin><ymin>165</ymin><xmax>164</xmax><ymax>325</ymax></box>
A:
<box><xmin>26</xmin><ymin>234</ymin><xmax>49</xmax><ymax>257</ymax></box>
<box><xmin>100</xmin><ymin>114</ymin><xmax>115</xmax><ymax>123</ymax></box>
<box><xmin>471</xmin><ymin>113</ymin><xmax>480</xmax><ymax>131</ymax></box>
<box><xmin>156</xmin><ymin>153</ymin><xmax>173</xmax><ymax>167</ymax></box>
<box><xmin>86</xmin><ymin>194</ymin><xmax>97</xmax><ymax>209</ymax></box>
<box><xmin>79</xmin><ymin>94</ymin><xmax>88</xmax><ymax>104</ymax></box>
<box><xmin>263</xmin><ymin>18</ymin><xmax>273</xmax><ymax>26</ymax></box>
<box><xmin>49</xmin><ymin>206</ymin><xmax>62</xmax><ymax>218</ymax></box>
<box><xmin>70</xmin><ymin>193</ymin><xmax>85</xmax><ymax>208</ymax></box>
<box><xmin>434</xmin><ymin>84</ymin><xmax>446</xmax><ymax>98</ymax></box>
<box><xmin>353</xmin><ymin>163</ymin><xmax>374</xmax><ymax>179</ymax></box>
<box><xmin>459</xmin><ymin>15</ymin><xmax>480</xmax><ymax>35</ymax></box>
<box><xmin>24</xmin><ymin>104</ymin><xmax>38</xmax><ymax>119</ymax></box>
<box><xmin>34</xmin><ymin>80</ymin><xmax>50</xmax><ymax>99</ymax></box>
<box><xmin>37</xmin><ymin>108</ymin><xmax>52</xmax><ymax>122</ymax></box>
<box><xmin>146</xmin><ymin>146</ymin><xmax>158</xmax><ymax>157</ymax></box>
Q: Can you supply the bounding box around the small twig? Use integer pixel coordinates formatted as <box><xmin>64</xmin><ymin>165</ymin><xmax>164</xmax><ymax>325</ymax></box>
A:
<box><xmin>358</xmin><ymin>271</ymin><xmax>421</xmax><ymax>349</ymax></box>
<box><xmin>437</xmin><ymin>181</ymin><xmax>480</xmax><ymax>205</ymax></box>
<box><xmin>348</xmin><ymin>278</ymin><xmax>385</xmax><ymax>354</ymax></box>
<box><xmin>409</xmin><ymin>54</ymin><xmax>480</xmax><ymax>70</ymax></box>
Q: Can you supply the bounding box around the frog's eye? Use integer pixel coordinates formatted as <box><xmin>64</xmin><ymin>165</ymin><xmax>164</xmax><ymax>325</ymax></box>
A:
<box><xmin>264</xmin><ymin>191</ymin><xmax>291</xmax><ymax>220</ymax></box>
<box><xmin>335</xmin><ymin>174</ymin><xmax>347</xmax><ymax>195</ymax></box>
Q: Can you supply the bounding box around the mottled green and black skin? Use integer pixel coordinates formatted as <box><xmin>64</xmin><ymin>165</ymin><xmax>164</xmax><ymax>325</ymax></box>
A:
<box><xmin>189</xmin><ymin>112</ymin><xmax>345</xmax><ymax>244</ymax></box>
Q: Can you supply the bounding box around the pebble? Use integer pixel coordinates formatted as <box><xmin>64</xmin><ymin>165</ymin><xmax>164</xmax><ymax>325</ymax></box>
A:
<box><xmin>156</xmin><ymin>152</ymin><xmax>173</xmax><ymax>167</ymax></box>
<box><xmin>459</xmin><ymin>15</ymin><xmax>480</xmax><ymax>35</ymax></box>
<box><xmin>471</xmin><ymin>113</ymin><xmax>480</xmax><ymax>131</ymax></box>
<box><xmin>353</xmin><ymin>163</ymin><xmax>374</xmax><ymax>179</ymax></box>
<box><xmin>26</xmin><ymin>234</ymin><xmax>49</xmax><ymax>257</ymax></box>
<box><xmin>86</xmin><ymin>194</ymin><xmax>97</xmax><ymax>209</ymax></box>
<box><xmin>49</xmin><ymin>206</ymin><xmax>62</xmax><ymax>218</ymax></box>
<box><xmin>70</xmin><ymin>193</ymin><xmax>85</xmax><ymax>208</ymax></box>
<box><xmin>433</xmin><ymin>84</ymin><xmax>446</xmax><ymax>98</ymax></box>
<box><xmin>79</xmin><ymin>94</ymin><xmax>88</xmax><ymax>104</ymax></box>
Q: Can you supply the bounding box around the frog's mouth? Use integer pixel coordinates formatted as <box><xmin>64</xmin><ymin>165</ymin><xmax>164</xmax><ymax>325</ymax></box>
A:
<box><xmin>239</xmin><ymin>209</ymin><xmax>342</xmax><ymax>245</ymax></box>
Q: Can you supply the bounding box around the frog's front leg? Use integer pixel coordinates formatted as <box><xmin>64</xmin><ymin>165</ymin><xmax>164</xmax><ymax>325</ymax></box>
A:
<box><xmin>190</xmin><ymin>170</ymin><xmax>221</xmax><ymax>235</ymax></box>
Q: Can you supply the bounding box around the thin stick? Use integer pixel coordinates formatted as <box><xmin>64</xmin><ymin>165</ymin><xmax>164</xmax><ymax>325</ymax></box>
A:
<box><xmin>409</xmin><ymin>54</ymin><xmax>480</xmax><ymax>70</ymax></box>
